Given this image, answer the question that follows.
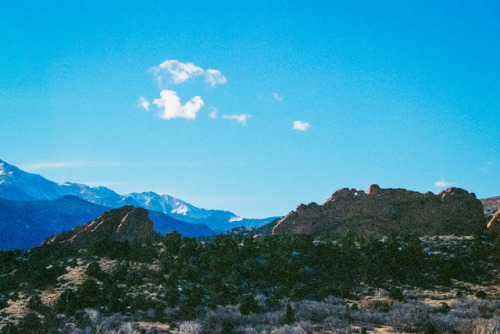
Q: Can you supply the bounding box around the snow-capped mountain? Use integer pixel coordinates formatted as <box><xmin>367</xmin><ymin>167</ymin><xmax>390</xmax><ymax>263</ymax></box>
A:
<box><xmin>0</xmin><ymin>159</ymin><xmax>278</xmax><ymax>232</ymax></box>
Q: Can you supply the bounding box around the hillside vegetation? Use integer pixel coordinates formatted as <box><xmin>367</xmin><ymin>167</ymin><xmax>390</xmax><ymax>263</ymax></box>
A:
<box><xmin>1</xmin><ymin>230</ymin><xmax>500</xmax><ymax>333</ymax></box>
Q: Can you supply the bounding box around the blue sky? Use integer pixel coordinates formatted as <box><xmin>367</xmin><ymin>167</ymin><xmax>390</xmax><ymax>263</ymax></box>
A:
<box><xmin>1</xmin><ymin>1</ymin><xmax>499</xmax><ymax>218</ymax></box>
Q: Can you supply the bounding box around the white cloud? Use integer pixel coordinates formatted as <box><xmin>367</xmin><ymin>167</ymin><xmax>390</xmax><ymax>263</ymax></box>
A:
<box><xmin>272</xmin><ymin>92</ymin><xmax>283</xmax><ymax>101</ymax></box>
<box><xmin>153</xmin><ymin>90</ymin><xmax>204</xmax><ymax>120</ymax></box>
<box><xmin>205</xmin><ymin>69</ymin><xmax>227</xmax><ymax>86</ymax></box>
<box><xmin>85</xmin><ymin>181</ymin><xmax>127</xmax><ymax>187</ymax></box>
<box><xmin>222</xmin><ymin>113</ymin><xmax>251</xmax><ymax>125</ymax></box>
<box><xmin>435</xmin><ymin>179</ymin><xmax>458</xmax><ymax>188</ymax></box>
<box><xmin>21</xmin><ymin>161</ymin><xmax>122</xmax><ymax>171</ymax></box>
<box><xmin>138</xmin><ymin>97</ymin><xmax>150</xmax><ymax>111</ymax></box>
<box><xmin>208</xmin><ymin>107</ymin><xmax>218</xmax><ymax>119</ymax></box>
<box><xmin>152</xmin><ymin>60</ymin><xmax>226</xmax><ymax>87</ymax></box>
<box><xmin>293</xmin><ymin>120</ymin><xmax>311</xmax><ymax>131</ymax></box>
<box><xmin>487</xmin><ymin>160</ymin><xmax>495</xmax><ymax>166</ymax></box>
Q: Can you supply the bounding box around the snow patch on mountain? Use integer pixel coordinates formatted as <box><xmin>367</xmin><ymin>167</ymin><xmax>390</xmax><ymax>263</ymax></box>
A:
<box><xmin>171</xmin><ymin>204</ymin><xmax>189</xmax><ymax>215</ymax></box>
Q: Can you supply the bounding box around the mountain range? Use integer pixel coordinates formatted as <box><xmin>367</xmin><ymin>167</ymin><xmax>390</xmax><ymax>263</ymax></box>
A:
<box><xmin>0</xmin><ymin>159</ymin><xmax>278</xmax><ymax>249</ymax></box>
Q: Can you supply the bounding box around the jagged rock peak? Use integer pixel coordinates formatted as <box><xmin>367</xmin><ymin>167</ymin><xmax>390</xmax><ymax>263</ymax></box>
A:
<box><xmin>273</xmin><ymin>185</ymin><xmax>485</xmax><ymax>237</ymax></box>
<box><xmin>42</xmin><ymin>206</ymin><xmax>161</xmax><ymax>248</ymax></box>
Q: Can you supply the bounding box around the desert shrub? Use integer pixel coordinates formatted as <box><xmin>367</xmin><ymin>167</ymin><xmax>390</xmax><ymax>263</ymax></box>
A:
<box><xmin>270</xmin><ymin>324</ymin><xmax>307</xmax><ymax>334</ymax></box>
<box><xmin>293</xmin><ymin>300</ymin><xmax>345</xmax><ymax>323</ymax></box>
<box><xmin>323</xmin><ymin>315</ymin><xmax>348</xmax><ymax>330</ymax></box>
<box><xmin>471</xmin><ymin>316</ymin><xmax>500</xmax><ymax>334</ymax></box>
<box><xmin>450</xmin><ymin>298</ymin><xmax>486</xmax><ymax>319</ymax></box>
<box><xmin>389</xmin><ymin>301</ymin><xmax>431</xmax><ymax>332</ymax></box>
<box><xmin>178</xmin><ymin>321</ymin><xmax>202</xmax><ymax>334</ymax></box>
<box><xmin>430</xmin><ymin>313</ymin><xmax>472</xmax><ymax>333</ymax></box>
<box><xmin>119</xmin><ymin>322</ymin><xmax>138</xmax><ymax>334</ymax></box>
<box><xmin>262</xmin><ymin>310</ymin><xmax>286</xmax><ymax>325</ymax></box>
<box><xmin>360</xmin><ymin>298</ymin><xmax>393</xmax><ymax>313</ymax></box>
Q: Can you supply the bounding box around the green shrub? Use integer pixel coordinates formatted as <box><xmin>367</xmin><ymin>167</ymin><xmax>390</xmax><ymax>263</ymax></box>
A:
<box><xmin>85</xmin><ymin>261</ymin><xmax>108</xmax><ymax>281</ymax></box>
<box><xmin>239</xmin><ymin>295</ymin><xmax>259</xmax><ymax>315</ymax></box>
<box><xmin>420</xmin><ymin>321</ymin><xmax>437</xmax><ymax>334</ymax></box>
<box><xmin>54</xmin><ymin>289</ymin><xmax>78</xmax><ymax>315</ymax></box>
<box><xmin>26</xmin><ymin>294</ymin><xmax>48</xmax><ymax>314</ymax></box>
<box><xmin>285</xmin><ymin>303</ymin><xmax>295</xmax><ymax>324</ymax></box>
<box><xmin>475</xmin><ymin>290</ymin><xmax>487</xmax><ymax>299</ymax></box>
<box><xmin>438</xmin><ymin>302</ymin><xmax>451</xmax><ymax>314</ymax></box>
<box><xmin>17</xmin><ymin>312</ymin><xmax>41</xmax><ymax>334</ymax></box>
<box><xmin>0</xmin><ymin>323</ymin><xmax>18</xmax><ymax>334</ymax></box>
<box><xmin>389</xmin><ymin>287</ymin><xmax>406</xmax><ymax>302</ymax></box>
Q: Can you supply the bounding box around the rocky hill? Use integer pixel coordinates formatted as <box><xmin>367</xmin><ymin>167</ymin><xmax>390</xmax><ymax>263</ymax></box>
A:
<box><xmin>0</xmin><ymin>196</ymin><xmax>214</xmax><ymax>250</ymax></box>
<box><xmin>273</xmin><ymin>185</ymin><xmax>485</xmax><ymax>236</ymax></box>
<box><xmin>42</xmin><ymin>206</ymin><xmax>161</xmax><ymax>248</ymax></box>
<box><xmin>481</xmin><ymin>196</ymin><xmax>500</xmax><ymax>220</ymax></box>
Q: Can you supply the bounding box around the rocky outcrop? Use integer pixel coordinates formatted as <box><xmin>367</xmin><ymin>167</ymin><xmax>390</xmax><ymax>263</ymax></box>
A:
<box><xmin>42</xmin><ymin>206</ymin><xmax>161</xmax><ymax>248</ymax></box>
<box><xmin>481</xmin><ymin>196</ymin><xmax>500</xmax><ymax>220</ymax></box>
<box><xmin>487</xmin><ymin>209</ymin><xmax>500</xmax><ymax>232</ymax></box>
<box><xmin>273</xmin><ymin>185</ymin><xmax>485</xmax><ymax>236</ymax></box>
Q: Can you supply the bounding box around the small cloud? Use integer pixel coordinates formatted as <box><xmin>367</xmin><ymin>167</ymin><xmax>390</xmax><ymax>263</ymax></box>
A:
<box><xmin>435</xmin><ymin>179</ymin><xmax>457</xmax><ymax>188</ymax></box>
<box><xmin>272</xmin><ymin>92</ymin><xmax>283</xmax><ymax>101</ymax></box>
<box><xmin>151</xmin><ymin>60</ymin><xmax>226</xmax><ymax>87</ymax></box>
<box><xmin>293</xmin><ymin>120</ymin><xmax>311</xmax><ymax>131</ymax></box>
<box><xmin>153</xmin><ymin>90</ymin><xmax>204</xmax><ymax>120</ymax></box>
<box><xmin>138</xmin><ymin>97</ymin><xmax>150</xmax><ymax>111</ymax></box>
<box><xmin>208</xmin><ymin>107</ymin><xmax>218</xmax><ymax>119</ymax></box>
<box><xmin>222</xmin><ymin>113</ymin><xmax>251</xmax><ymax>125</ymax></box>
<box><xmin>21</xmin><ymin>161</ymin><xmax>122</xmax><ymax>171</ymax></box>
<box><xmin>481</xmin><ymin>160</ymin><xmax>495</xmax><ymax>173</ymax></box>
<box><xmin>205</xmin><ymin>69</ymin><xmax>227</xmax><ymax>86</ymax></box>
<box><xmin>85</xmin><ymin>181</ymin><xmax>127</xmax><ymax>188</ymax></box>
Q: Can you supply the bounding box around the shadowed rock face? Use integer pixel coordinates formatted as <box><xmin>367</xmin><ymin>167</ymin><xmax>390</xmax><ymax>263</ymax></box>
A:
<box><xmin>273</xmin><ymin>185</ymin><xmax>485</xmax><ymax>236</ymax></box>
<box><xmin>42</xmin><ymin>206</ymin><xmax>161</xmax><ymax>248</ymax></box>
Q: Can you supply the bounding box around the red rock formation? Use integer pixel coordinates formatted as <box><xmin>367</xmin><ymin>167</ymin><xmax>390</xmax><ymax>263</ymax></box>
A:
<box><xmin>487</xmin><ymin>209</ymin><xmax>500</xmax><ymax>232</ymax></box>
<box><xmin>42</xmin><ymin>206</ymin><xmax>161</xmax><ymax>248</ymax></box>
<box><xmin>273</xmin><ymin>185</ymin><xmax>485</xmax><ymax>236</ymax></box>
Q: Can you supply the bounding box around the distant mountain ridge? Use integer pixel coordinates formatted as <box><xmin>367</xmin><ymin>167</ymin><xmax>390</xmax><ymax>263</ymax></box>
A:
<box><xmin>0</xmin><ymin>195</ymin><xmax>214</xmax><ymax>250</ymax></box>
<box><xmin>481</xmin><ymin>196</ymin><xmax>500</xmax><ymax>220</ymax></box>
<box><xmin>0</xmin><ymin>159</ymin><xmax>278</xmax><ymax>232</ymax></box>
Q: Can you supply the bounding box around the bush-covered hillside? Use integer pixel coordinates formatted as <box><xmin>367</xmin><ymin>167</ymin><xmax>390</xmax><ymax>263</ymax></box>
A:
<box><xmin>1</xmin><ymin>231</ymin><xmax>500</xmax><ymax>333</ymax></box>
